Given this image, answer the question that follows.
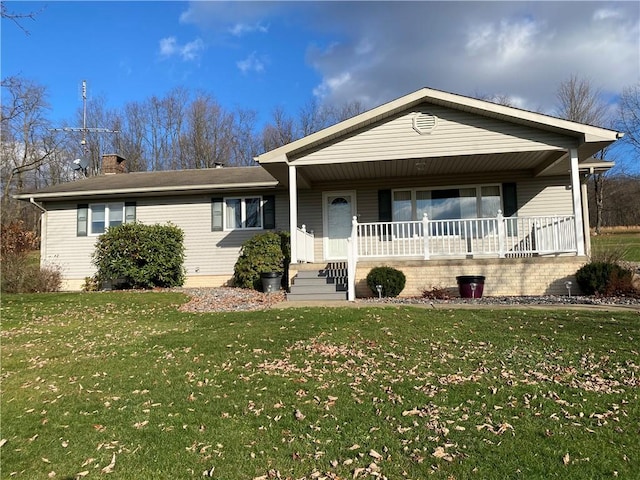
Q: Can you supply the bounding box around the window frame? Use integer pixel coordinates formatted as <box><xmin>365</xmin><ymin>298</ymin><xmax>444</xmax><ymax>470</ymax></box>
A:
<box><xmin>88</xmin><ymin>202</ymin><xmax>126</xmax><ymax>235</ymax></box>
<box><xmin>391</xmin><ymin>184</ymin><xmax>503</xmax><ymax>222</ymax></box>
<box><xmin>223</xmin><ymin>195</ymin><xmax>264</xmax><ymax>231</ymax></box>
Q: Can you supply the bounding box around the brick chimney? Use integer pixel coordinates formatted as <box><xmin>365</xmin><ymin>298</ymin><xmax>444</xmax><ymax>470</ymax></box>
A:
<box><xmin>102</xmin><ymin>154</ymin><xmax>127</xmax><ymax>175</ymax></box>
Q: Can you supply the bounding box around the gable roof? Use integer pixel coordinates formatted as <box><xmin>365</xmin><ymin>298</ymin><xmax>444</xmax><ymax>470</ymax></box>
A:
<box><xmin>256</xmin><ymin>86</ymin><xmax>621</xmax><ymax>164</ymax></box>
<box><xmin>15</xmin><ymin>166</ymin><xmax>279</xmax><ymax>201</ymax></box>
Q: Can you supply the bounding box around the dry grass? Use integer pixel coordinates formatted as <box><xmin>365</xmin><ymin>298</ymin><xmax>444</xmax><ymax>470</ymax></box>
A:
<box><xmin>592</xmin><ymin>226</ymin><xmax>640</xmax><ymax>234</ymax></box>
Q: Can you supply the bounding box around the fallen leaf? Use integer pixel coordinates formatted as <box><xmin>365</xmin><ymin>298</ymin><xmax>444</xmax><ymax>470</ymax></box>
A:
<box><xmin>369</xmin><ymin>449</ymin><xmax>382</xmax><ymax>460</ymax></box>
<box><xmin>101</xmin><ymin>453</ymin><xmax>116</xmax><ymax>473</ymax></box>
<box><xmin>75</xmin><ymin>472</ymin><xmax>89</xmax><ymax>479</ymax></box>
<box><xmin>0</xmin><ymin>439</ymin><xmax>7</xmax><ymax>448</ymax></box>
<box><xmin>563</xmin><ymin>453</ymin><xmax>570</xmax><ymax>465</ymax></box>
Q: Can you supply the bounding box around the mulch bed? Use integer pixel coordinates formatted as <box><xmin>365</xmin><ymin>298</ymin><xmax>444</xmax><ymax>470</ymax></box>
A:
<box><xmin>175</xmin><ymin>287</ymin><xmax>286</xmax><ymax>313</ymax></box>
<box><xmin>174</xmin><ymin>287</ymin><xmax>639</xmax><ymax>313</ymax></box>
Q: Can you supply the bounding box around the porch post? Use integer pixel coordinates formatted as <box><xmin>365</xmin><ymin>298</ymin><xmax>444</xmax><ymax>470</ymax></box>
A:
<box><xmin>422</xmin><ymin>213</ymin><xmax>430</xmax><ymax>260</ymax></box>
<box><xmin>347</xmin><ymin>216</ymin><xmax>358</xmax><ymax>301</ymax></box>
<box><xmin>581</xmin><ymin>181</ymin><xmax>592</xmax><ymax>257</ymax></box>
<box><xmin>569</xmin><ymin>148</ymin><xmax>585</xmax><ymax>256</ymax></box>
<box><xmin>496</xmin><ymin>210</ymin><xmax>506</xmax><ymax>258</ymax></box>
<box><xmin>289</xmin><ymin>164</ymin><xmax>298</xmax><ymax>263</ymax></box>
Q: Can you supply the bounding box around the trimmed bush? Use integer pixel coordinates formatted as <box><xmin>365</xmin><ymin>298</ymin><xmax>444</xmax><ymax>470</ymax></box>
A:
<box><xmin>575</xmin><ymin>261</ymin><xmax>635</xmax><ymax>296</ymax></box>
<box><xmin>366</xmin><ymin>266</ymin><xmax>406</xmax><ymax>297</ymax></box>
<box><xmin>92</xmin><ymin>222</ymin><xmax>185</xmax><ymax>289</ymax></box>
<box><xmin>233</xmin><ymin>231</ymin><xmax>290</xmax><ymax>290</ymax></box>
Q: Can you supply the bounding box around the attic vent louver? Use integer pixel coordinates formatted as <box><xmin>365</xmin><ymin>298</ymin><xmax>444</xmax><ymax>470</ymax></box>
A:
<box><xmin>412</xmin><ymin>112</ymin><xmax>437</xmax><ymax>134</ymax></box>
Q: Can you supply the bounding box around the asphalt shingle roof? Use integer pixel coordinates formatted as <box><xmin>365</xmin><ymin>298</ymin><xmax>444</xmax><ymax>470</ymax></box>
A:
<box><xmin>15</xmin><ymin>166</ymin><xmax>280</xmax><ymax>200</ymax></box>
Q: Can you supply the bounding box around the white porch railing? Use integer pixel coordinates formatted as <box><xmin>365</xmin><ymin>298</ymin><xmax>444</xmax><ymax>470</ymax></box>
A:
<box><xmin>346</xmin><ymin>212</ymin><xmax>578</xmax><ymax>300</ymax></box>
<box><xmin>295</xmin><ymin>225</ymin><xmax>315</xmax><ymax>263</ymax></box>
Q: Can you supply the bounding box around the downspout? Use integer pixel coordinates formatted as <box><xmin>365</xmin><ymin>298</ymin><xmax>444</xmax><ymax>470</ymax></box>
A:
<box><xmin>29</xmin><ymin>197</ymin><xmax>47</xmax><ymax>267</ymax></box>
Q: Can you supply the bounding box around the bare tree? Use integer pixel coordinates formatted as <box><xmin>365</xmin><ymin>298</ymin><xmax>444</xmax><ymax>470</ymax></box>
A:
<box><xmin>0</xmin><ymin>76</ymin><xmax>64</xmax><ymax>229</ymax></box>
<box><xmin>181</xmin><ymin>92</ymin><xmax>235</xmax><ymax>168</ymax></box>
<box><xmin>120</xmin><ymin>101</ymin><xmax>149</xmax><ymax>172</ymax></box>
<box><xmin>1</xmin><ymin>77</ymin><xmax>55</xmax><ymax>197</ymax></box>
<box><xmin>473</xmin><ymin>91</ymin><xmax>518</xmax><ymax>107</ymax></box>
<box><xmin>298</xmin><ymin>98</ymin><xmax>366</xmax><ymax>137</ymax></box>
<box><xmin>618</xmin><ymin>83</ymin><xmax>640</xmax><ymax>166</ymax></box>
<box><xmin>1</xmin><ymin>1</ymin><xmax>44</xmax><ymax>35</ymax></box>
<box><xmin>555</xmin><ymin>74</ymin><xmax>612</xmax><ymax>233</ymax></box>
<box><xmin>555</xmin><ymin>74</ymin><xmax>609</xmax><ymax>127</ymax></box>
<box><xmin>230</xmin><ymin>108</ymin><xmax>260</xmax><ymax>166</ymax></box>
<box><xmin>262</xmin><ymin>106</ymin><xmax>297</xmax><ymax>152</ymax></box>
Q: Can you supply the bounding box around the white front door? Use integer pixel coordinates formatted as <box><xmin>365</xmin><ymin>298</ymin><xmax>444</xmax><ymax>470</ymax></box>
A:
<box><xmin>323</xmin><ymin>191</ymin><xmax>356</xmax><ymax>259</ymax></box>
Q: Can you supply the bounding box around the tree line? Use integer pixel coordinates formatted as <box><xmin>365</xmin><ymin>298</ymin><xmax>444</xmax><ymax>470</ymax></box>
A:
<box><xmin>0</xmin><ymin>75</ymin><xmax>364</xmax><ymax>228</ymax></box>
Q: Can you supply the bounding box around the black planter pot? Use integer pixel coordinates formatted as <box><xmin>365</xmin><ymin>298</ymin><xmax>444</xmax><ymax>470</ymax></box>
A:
<box><xmin>261</xmin><ymin>272</ymin><xmax>282</xmax><ymax>293</ymax></box>
<box><xmin>456</xmin><ymin>275</ymin><xmax>485</xmax><ymax>299</ymax></box>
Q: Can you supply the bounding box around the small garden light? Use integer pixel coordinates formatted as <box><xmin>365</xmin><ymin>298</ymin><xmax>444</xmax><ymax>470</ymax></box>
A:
<box><xmin>565</xmin><ymin>281</ymin><xmax>572</xmax><ymax>297</ymax></box>
<box><xmin>376</xmin><ymin>284</ymin><xmax>383</xmax><ymax>299</ymax></box>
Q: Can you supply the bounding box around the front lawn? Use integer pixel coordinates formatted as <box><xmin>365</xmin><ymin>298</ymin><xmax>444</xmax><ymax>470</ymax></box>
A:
<box><xmin>591</xmin><ymin>231</ymin><xmax>640</xmax><ymax>262</ymax></box>
<box><xmin>1</xmin><ymin>292</ymin><xmax>638</xmax><ymax>479</ymax></box>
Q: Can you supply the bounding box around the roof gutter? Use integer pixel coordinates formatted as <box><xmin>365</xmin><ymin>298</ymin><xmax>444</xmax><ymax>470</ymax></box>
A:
<box><xmin>14</xmin><ymin>181</ymin><xmax>280</xmax><ymax>201</ymax></box>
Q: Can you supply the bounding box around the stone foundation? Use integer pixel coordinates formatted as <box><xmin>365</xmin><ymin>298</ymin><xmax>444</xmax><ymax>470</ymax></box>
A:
<box><xmin>355</xmin><ymin>256</ymin><xmax>587</xmax><ymax>298</ymax></box>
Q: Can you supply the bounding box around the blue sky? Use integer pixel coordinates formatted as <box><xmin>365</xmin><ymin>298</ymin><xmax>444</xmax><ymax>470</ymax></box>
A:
<box><xmin>2</xmin><ymin>1</ymin><xmax>639</xmax><ymax>159</ymax></box>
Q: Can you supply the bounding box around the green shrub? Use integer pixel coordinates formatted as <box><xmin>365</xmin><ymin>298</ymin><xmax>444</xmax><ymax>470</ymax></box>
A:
<box><xmin>92</xmin><ymin>223</ymin><xmax>185</xmax><ymax>289</ymax></box>
<box><xmin>366</xmin><ymin>266</ymin><xmax>406</xmax><ymax>297</ymax></box>
<box><xmin>233</xmin><ymin>231</ymin><xmax>290</xmax><ymax>290</ymax></box>
<box><xmin>575</xmin><ymin>261</ymin><xmax>635</xmax><ymax>296</ymax></box>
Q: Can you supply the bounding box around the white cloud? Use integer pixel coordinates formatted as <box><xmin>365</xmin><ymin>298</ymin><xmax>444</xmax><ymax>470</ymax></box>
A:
<box><xmin>180</xmin><ymin>1</ymin><xmax>639</xmax><ymax>116</ymax></box>
<box><xmin>300</xmin><ymin>2</ymin><xmax>639</xmax><ymax>115</ymax></box>
<box><xmin>313</xmin><ymin>72</ymin><xmax>352</xmax><ymax>99</ymax></box>
<box><xmin>159</xmin><ymin>36</ymin><xmax>178</xmax><ymax>57</ymax></box>
<box><xmin>229</xmin><ymin>22</ymin><xmax>269</xmax><ymax>37</ymax></box>
<box><xmin>159</xmin><ymin>36</ymin><xmax>205</xmax><ymax>62</ymax></box>
<box><xmin>237</xmin><ymin>52</ymin><xmax>266</xmax><ymax>74</ymax></box>
<box><xmin>593</xmin><ymin>8</ymin><xmax>621</xmax><ymax>21</ymax></box>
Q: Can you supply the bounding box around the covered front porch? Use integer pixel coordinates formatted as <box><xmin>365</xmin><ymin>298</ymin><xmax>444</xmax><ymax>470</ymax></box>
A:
<box><xmin>291</xmin><ymin>211</ymin><xmax>583</xmax><ymax>300</ymax></box>
<box><xmin>255</xmin><ymin>88</ymin><xmax>620</xmax><ymax>300</ymax></box>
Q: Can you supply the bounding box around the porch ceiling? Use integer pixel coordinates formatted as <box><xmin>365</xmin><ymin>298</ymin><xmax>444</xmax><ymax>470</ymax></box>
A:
<box><xmin>264</xmin><ymin>150</ymin><xmax>582</xmax><ymax>187</ymax></box>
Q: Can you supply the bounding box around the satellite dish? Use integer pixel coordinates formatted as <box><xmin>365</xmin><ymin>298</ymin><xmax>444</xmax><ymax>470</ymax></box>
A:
<box><xmin>72</xmin><ymin>157</ymin><xmax>90</xmax><ymax>169</ymax></box>
<box><xmin>71</xmin><ymin>158</ymin><xmax>90</xmax><ymax>176</ymax></box>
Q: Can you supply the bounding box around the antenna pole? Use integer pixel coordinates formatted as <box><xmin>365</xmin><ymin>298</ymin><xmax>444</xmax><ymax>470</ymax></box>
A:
<box><xmin>49</xmin><ymin>80</ymin><xmax>119</xmax><ymax>177</ymax></box>
<box><xmin>82</xmin><ymin>80</ymin><xmax>87</xmax><ymax>154</ymax></box>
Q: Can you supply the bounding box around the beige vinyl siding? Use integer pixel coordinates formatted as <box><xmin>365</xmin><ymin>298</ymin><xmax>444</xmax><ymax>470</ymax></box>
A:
<box><xmin>295</xmin><ymin>104</ymin><xmax>574</xmax><ymax>165</ymax></box>
<box><xmin>42</xmin><ymin>202</ymin><xmax>98</xmax><ymax>280</ymax></box>
<box><xmin>297</xmin><ymin>190</ymin><xmax>324</xmax><ymax>261</ymax></box>
<box><xmin>295</xmin><ymin>176</ymin><xmax>575</xmax><ymax>262</ymax></box>
<box><xmin>42</xmin><ymin>191</ymin><xmax>288</xmax><ymax>289</ymax></box>
<box><xmin>516</xmin><ymin>177</ymin><xmax>574</xmax><ymax>216</ymax></box>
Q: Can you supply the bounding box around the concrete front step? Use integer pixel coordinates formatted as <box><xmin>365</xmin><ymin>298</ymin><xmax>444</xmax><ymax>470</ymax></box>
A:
<box><xmin>288</xmin><ymin>264</ymin><xmax>349</xmax><ymax>301</ymax></box>
<box><xmin>289</xmin><ymin>284</ymin><xmax>347</xmax><ymax>294</ymax></box>
<box><xmin>286</xmin><ymin>291</ymin><xmax>348</xmax><ymax>301</ymax></box>
<box><xmin>292</xmin><ymin>276</ymin><xmax>348</xmax><ymax>286</ymax></box>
